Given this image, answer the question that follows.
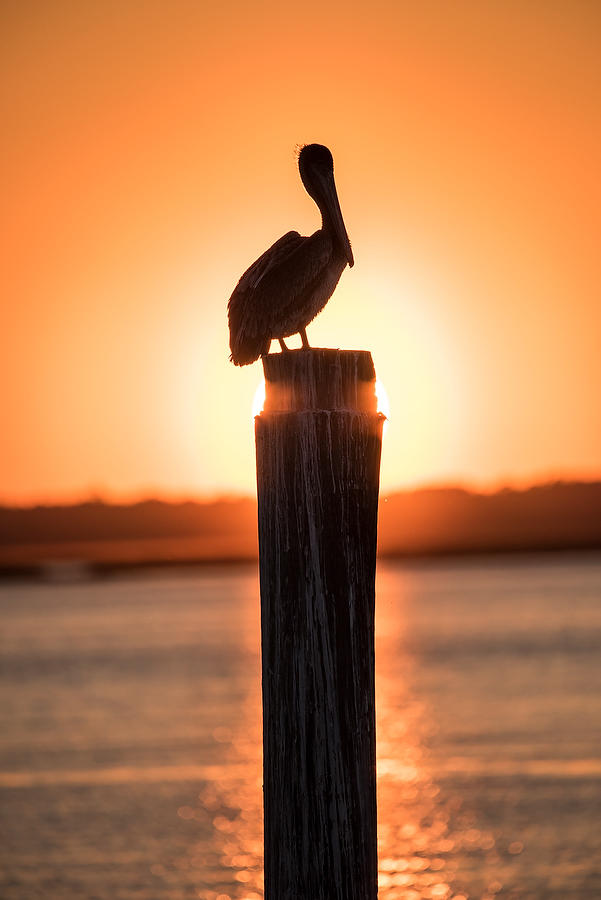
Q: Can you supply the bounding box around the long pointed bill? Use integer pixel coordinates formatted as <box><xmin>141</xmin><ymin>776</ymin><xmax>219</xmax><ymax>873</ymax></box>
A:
<box><xmin>322</xmin><ymin>174</ymin><xmax>354</xmax><ymax>268</ymax></box>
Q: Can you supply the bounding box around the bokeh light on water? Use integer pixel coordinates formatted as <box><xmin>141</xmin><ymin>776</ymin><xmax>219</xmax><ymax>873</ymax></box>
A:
<box><xmin>1</xmin><ymin>556</ymin><xmax>601</xmax><ymax>898</ymax></box>
<box><xmin>375</xmin><ymin>565</ymin><xmax>503</xmax><ymax>900</ymax></box>
<box><xmin>178</xmin><ymin>692</ymin><xmax>264</xmax><ymax>900</ymax></box>
<box><xmin>168</xmin><ymin>569</ymin><xmax>265</xmax><ymax>900</ymax></box>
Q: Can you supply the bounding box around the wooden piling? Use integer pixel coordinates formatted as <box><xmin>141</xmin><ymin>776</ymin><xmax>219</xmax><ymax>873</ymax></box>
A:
<box><xmin>255</xmin><ymin>348</ymin><xmax>384</xmax><ymax>900</ymax></box>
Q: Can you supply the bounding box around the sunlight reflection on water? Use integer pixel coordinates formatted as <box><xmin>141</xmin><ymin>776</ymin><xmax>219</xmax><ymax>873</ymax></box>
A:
<box><xmin>186</xmin><ymin>692</ymin><xmax>264</xmax><ymax>900</ymax></box>
<box><xmin>375</xmin><ymin>565</ymin><xmax>492</xmax><ymax>900</ymax></box>
<box><xmin>1</xmin><ymin>557</ymin><xmax>601</xmax><ymax>899</ymax></box>
<box><xmin>172</xmin><ymin>571</ymin><xmax>265</xmax><ymax>900</ymax></box>
<box><xmin>186</xmin><ymin>564</ymin><xmax>507</xmax><ymax>900</ymax></box>
<box><xmin>190</xmin><ymin>560</ymin><xmax>601</xmax><ymax>900</ymax></box>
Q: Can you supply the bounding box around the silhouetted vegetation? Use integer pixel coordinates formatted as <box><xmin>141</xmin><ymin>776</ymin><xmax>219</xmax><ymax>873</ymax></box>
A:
<box><xmin>0</xmin><ymin>482</ymin><xmax>600</xmax><ymax>576</ymax></box>
<box><xmin>0</xmin><ymin>498</ymin><xmax>257</xmax><ymax>545</ymax></box>
<box><xmin>377</xmin><ymin>481</ymin><xmax>601</xmax><ymax>556</ymax></box>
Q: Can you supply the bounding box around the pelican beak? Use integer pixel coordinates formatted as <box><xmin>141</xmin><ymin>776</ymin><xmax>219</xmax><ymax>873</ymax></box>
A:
<box><xmin>322</xmin><ymin>173</ymin><xmax>354</xmax><ymax>268</ymax></box>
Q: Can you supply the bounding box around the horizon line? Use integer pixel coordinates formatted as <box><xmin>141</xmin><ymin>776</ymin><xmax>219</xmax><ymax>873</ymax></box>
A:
<box><xmin>2</xmin><ymin>473</ymin><xmax>601</xmax><ymax>511</ymax></box>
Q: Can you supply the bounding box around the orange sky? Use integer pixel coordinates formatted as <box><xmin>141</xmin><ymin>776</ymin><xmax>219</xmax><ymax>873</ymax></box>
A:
<box><xmin>2</xmin><ymin>0</ymin><xmax>600</xmax><ymax>504</ymax></box>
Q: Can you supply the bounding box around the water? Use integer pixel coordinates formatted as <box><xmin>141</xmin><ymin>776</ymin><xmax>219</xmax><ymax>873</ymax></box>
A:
<box><xmin>1</xmin><ymin>555</ymin><xmax>600</xmax><ymax>899</ymax></box>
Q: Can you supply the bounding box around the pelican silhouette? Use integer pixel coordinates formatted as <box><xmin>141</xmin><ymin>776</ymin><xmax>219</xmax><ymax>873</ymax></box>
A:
<box><xmin>228</xmin><ymin>144</ymin><xmax>354</xmax><ymax>366</ymax></box>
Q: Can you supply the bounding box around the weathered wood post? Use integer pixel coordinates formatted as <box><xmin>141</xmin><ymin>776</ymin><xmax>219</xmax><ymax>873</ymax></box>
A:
<box><xmin>255</xmin><ymin>347</ymin><xmax>384</xmax><ymax>900</ymax></box>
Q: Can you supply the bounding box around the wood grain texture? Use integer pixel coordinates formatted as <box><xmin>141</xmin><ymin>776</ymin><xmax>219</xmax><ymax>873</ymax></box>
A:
<box><xmin>255</xmin><ymin>349</ymin><xmax>384</xmax><ymax>900</ymax></box>
<box><xmin>262</xmin><ymin>347</ymin><xmax>377</xmax><ymax>415</ymax></box>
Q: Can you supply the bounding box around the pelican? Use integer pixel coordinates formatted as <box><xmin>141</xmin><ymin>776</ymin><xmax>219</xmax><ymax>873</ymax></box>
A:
<box><xmin>228</xmin><ymin>143</ymin><xmax>354</xmax><ymax>366</ymax></box>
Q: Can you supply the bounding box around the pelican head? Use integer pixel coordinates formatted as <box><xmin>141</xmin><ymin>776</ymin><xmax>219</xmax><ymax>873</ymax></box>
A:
<box><xmin>298</xmin><ymin>144</ymin><xmax>354</xmax><ymax>268</ymax></box>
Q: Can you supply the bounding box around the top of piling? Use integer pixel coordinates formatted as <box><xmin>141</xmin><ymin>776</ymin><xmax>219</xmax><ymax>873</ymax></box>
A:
<box><xmin>261</xmin><ymin>348</ymin><xmax>377</xmax><ymax>414</ymax></box>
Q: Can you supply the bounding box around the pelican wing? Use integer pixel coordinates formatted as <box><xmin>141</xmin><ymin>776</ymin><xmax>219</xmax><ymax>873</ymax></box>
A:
<box><xmin>228</xmin><ymin>231</ymin><xmax>304</xmax><ymax>365</ymax></box>
<box><xmin>256</xmin><ymin>230</ymin><xmax>333</xmax><ymax>326</ymax></box>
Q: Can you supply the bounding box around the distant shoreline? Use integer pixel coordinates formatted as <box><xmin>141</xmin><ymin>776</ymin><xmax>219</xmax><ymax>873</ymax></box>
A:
<box><xmin>1</xmin><ymin>481</ymin><xmax>600</xmax><ymax>580</ymax></box>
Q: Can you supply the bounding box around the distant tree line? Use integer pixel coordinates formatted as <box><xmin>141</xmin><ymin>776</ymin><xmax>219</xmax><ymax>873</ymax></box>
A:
<box><xmin>1</xmin><ymin>483</ymin><xmax>600</xmax><ymax>561</ymax></box>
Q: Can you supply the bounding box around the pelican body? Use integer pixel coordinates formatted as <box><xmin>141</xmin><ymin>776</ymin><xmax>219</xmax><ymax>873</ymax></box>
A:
<box><xmin>228</xmin><ymin>144</ymin><xmax>354</xmax><ymax>366</ymax></box>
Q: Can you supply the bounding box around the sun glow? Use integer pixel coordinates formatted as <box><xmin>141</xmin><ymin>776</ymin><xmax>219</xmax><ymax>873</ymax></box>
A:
<box><xmin>376</xmin><ymin>379</ymin><xmax>390</xmax><ymax>439</ymax></box>
<box><xmin>253</xmin><ymin>374</ymin><xmax>389</xmax><ymax>421</ymax></box>
<box><xmin>3</xmin><ymin>2</ymin><xmax>601</xmax><ymax>504</ymax></box>
<box><xmin>252</xmin><ymin>380</ymin><xmax>266</xmax><ymax>418</ymax></box>
<box><xmin>375</xmin><ymin>379</ymin><xmax>390</xmax><ymax>419</ymax></box>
